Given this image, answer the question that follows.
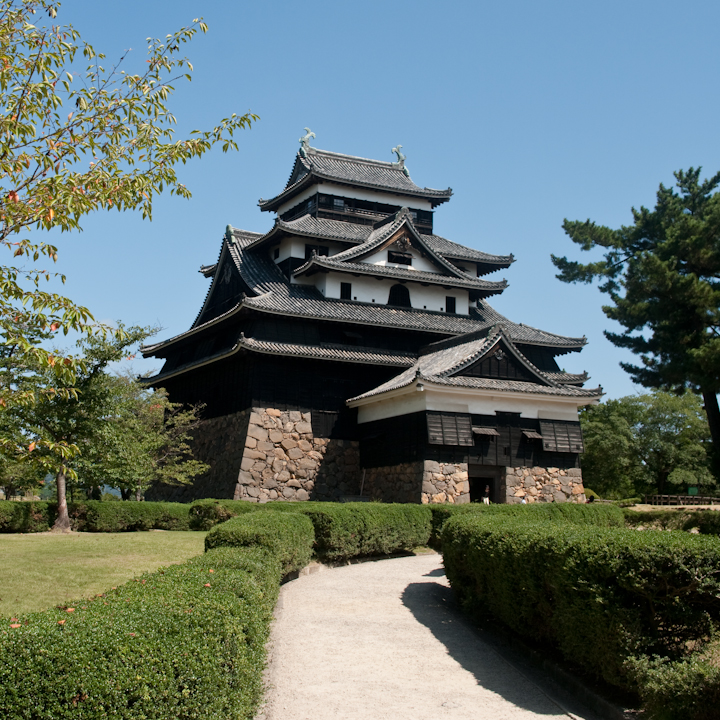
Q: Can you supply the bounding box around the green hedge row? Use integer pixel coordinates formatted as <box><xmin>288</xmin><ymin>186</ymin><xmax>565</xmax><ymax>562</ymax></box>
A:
<box><xmin>442</xmin><ymin>513</ymin><xmax>720</xmax><ymax>719</ymax></box>
<box><xmin>427</xmin><ymin>501</ymin><xmax>625</xmax><ymax>548</ymax></box>
<box><xmin>624</xmin><ymin>508</ymin><xmax>720</xmax><ymax>536</ymax></box>
<box><xmin>0</xmin><ymin>500</ymin><xmax>191</xmax><ymax>533</ymax></box>
<box><xmin>205</xmin><ymin>511</ymin><xmax>315</xmax><ymax>572</ymax></box>
<box><xmin>0</xmin><ymin>545</ymin><xmax>282</xmax><ymax>719</ymax></box>
<box><xmin>203</xmin><ymin>501</ymin><xmax>432</xmax><ymax>562</ymax></box>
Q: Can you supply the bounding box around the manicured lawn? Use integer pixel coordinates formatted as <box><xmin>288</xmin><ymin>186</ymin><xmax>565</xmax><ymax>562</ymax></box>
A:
<box><xmin>0</xmin><ymin>531</ymin><xmax>207</xmax><ymax>617</ymax></box>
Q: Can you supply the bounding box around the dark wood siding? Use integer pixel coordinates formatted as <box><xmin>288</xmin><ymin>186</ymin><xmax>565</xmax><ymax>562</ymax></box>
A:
<box><xmin>359</xmin><ymin>410</ymin><xmax>583</xmax><ymax>470</ymax></box>
<box><xmin>459</xmin><ymin>345</ymin><xmax>537</xmax><ymax>382</ymax></box>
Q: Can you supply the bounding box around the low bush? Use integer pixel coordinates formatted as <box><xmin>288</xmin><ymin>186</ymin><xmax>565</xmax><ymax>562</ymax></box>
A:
<box><xmin>188</xmin><ymin>499</ymin><xmax>259</xmax><ymax>530</ymax></box>
<box><xmin>0</xmin><ymin>500</ymin><xmax>192</xmax><ymax>533</ymax></box>
<box><xmin>73</xmin><ymin>501</ymin><xmax>191</xmax><ymax>532</ymax></box>
<box><xmin>205</xmin><ymin>510</ymin><xmax>315</xmax><ymax>573</ymax></box>
<box><xmin>0</xmin><ymin>500</ymin><xmax>52</xmax><ymax>533</ymax></box>
<box><xmin>427</xmin><ymin>501</ymin><xmax>625</xmax><ymax>548</ymax></box>
<box><xmin>0</xmin><ymin>545</ymin><xmax>283</xmax><ymax>719</ymax></box>
<box><xmin>624</xmin><ymin>508</ymin><xmax>720</xmax><ymax>536</ymax></box>
<box><xmin>442</xmin><ymin>513</ymin><xmax>720</xmax><ymax>697</ymax></box>
<box><xmin>298</xmin><ymin>503</ymin><xmax>431</xmax><ymax>561</ymax></box>
<box><xmin>628</xmin><ymin>653</ymin><xmax>720</xmax><ymax>720</ymax></box>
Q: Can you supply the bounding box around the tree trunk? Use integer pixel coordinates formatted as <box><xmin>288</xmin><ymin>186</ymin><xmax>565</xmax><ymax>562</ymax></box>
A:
<box><xmin>135</xmin><ymin>486</ymin><xmax>142</xmax><ymax>502</ymax></box>
<box><xmin>702</xmin><ymin>389</ymin><xmax>720</xmax><ymax>477</ymax></box>
<box><xmin>52</xmin><ymin>466</ymin><xmax>72</xmax><ymax>532</ymax></box>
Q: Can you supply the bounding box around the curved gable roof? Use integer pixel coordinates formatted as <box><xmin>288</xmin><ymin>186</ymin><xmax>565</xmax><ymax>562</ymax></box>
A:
<box><xmin>258</xmin><ymin>148</ymin><xmax>452</xmax><ymax>212</ymax></box>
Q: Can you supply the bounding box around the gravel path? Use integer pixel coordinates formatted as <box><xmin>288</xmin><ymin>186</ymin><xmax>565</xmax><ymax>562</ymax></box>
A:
<box><xmin>258</xmin><ymin>553</ymin><xmax>602</xmax><ymax>720</ymax></box>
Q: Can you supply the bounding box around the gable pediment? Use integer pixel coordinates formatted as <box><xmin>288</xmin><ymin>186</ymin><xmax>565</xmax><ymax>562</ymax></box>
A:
<box><xmin>452</xmin><ymin>336</ymin><xmax>551</xmax><ymax>385</ymax></box>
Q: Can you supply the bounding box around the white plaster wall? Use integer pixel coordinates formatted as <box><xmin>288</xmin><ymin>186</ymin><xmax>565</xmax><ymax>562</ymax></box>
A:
<box><xmin>318</xmin><ymin>272</ymin><xmax>469</xmax><ymax>313</ymax></box>
<box><xmin>356</xmin><ymin>385</ymin><xmax>596</xmax><ymax>424</ymax></box>
<box><xmin>363</xmin><ymin>247</ymin><xmax>439</xmax><ymax>274</ymax></box>
<box><xmin>275</xmin><ymin>236</ymin><xmax>346</xmax><ymax>265</ymax></box>
<box><xmin>276</xmin><ymin>181</ymin><xmax>433</xmax><ymax>216</ymax></box>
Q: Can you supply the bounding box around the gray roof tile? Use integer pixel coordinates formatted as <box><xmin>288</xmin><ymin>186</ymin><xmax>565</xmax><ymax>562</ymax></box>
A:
<box><xmin>259</xmin><ymin>149</ymin><xmax>452</xmax><ymax>211</ymax></box>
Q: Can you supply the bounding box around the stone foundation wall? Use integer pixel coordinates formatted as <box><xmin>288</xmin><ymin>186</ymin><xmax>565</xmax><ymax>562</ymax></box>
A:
<box><xmin>421</xmin><ymin>461</ymin><xmax>470</xmax><ymax>504</ymax></box>
<box><xmin>146</xmin><ymin>409</ymin><xmax>251</xmax><ymax>502</ymax></box>
<box><xmin>504</xmin><ymin>466</ymin><xmax>585</xmax><ymax>503</ymax></box>
<box><xmin>362</xmin><ymin>460</ymin><xmax>470</xmax><ymax>504</ymax></box>
<box><xmin>234</xmin><ymin>408</ymin><xmax>361</xmax><ymax>502</ymax></box>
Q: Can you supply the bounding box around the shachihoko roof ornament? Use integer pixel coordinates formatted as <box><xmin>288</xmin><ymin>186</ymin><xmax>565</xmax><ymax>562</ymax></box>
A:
<box><xmin>391</xmin><ymin>145</ymin><xmax>410</xmax><ymax>177</ymax></box>
<box><xmin>299</xmin><ymin>127</ymin><xmax>316</xmax><ymax>158</ymax></box>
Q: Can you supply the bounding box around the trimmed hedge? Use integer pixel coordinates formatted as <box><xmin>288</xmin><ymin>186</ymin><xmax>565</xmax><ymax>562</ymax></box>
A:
<box><xmin>0</xmin><ymin>500</ymin><xmax>191</xmax><ymax>533</ymax></box>
<box><xmin>0</xmin><ymin>500</ymin><xmax>52</xmax><ymax>533</ymax></box>
<box><xmin>205</xmin><ymin>511</ymin><xmax>315</xmax><ymax>573</ymax></box>
<box><xmin>0</xmin><ymin>545</ymin><xmax>282</xmax><ymax>719</ymax></box>
<box><xmin>427</xmin><ymin>501</ymin><xmax>625</xmax><ymax>548</ymax></box>
<box><xmin>188</xmin><ymin>499</ymin><xmax>259</xmax><ymax>530</ymax></box>
<box><xmin>624</xmin><ymin>508</ymin><xmax>720</xmax><ymax>536</ymax></box>
<box><xmin>297</xmin><ymin>503</ymin><xmax>432</xmax><ymax>560</ymax></box>
<box><xmin>442</xmin><ymin>513</ymin><xmax>720</xmax><ymax>701</ymax></box>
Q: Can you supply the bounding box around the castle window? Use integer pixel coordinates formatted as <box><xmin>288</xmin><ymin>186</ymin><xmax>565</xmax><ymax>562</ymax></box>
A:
<box><xmin>333</xmin><ymin>197</ymin><xmax>345</xmax><ymax>211</ymax></box>
<box><xmin>387</xmin><ymin>284</ymin><xmax>411</xmax><ymax>308</ymax></box>
<box><xmin>305</xmin><ymin>244</ymin><xmax>329</xmax><ymax>260</ymax></box>
<box><xmin>388</xmin><ymin>250</ymin><xmax>412</xmax><ymax>266</ymax></box>
<box><xmin>273</xmin><ymin>247</ymin><xmax>280</xmax><ymax>260</ymax></box>
<box><xmin>446</xmin><ymin>296</ymin><xmax>457</xmax><ymax>314</ymax></box>
<box><xmin>340</xmin><ymin>282</ymin><xmax>352</xmax><ymax>300</ymax></box>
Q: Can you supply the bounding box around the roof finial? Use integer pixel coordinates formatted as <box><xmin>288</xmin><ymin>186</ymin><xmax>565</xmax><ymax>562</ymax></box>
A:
<box><xmin>299</xmin><ymin>127</ymin><xmax>315</xmax><ymax>158</ymax></box>
<box><xmin>391</xmin><ymin>145</ymin><xmax>409</xmax><ymax>176</ymax></box>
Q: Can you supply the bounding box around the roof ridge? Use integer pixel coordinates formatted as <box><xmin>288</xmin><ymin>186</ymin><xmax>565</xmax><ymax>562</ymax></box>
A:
<box><xmin>308</xmin><ymin>147</ymin><xmax>401</xmax><ymax>168</ymax></box>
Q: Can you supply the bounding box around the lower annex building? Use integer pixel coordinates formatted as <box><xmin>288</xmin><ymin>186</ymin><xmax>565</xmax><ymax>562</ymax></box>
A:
<box><xmin>142</xmin><ymin>132</ymin><xmax>602</xmax><ymax>505</ymax></box>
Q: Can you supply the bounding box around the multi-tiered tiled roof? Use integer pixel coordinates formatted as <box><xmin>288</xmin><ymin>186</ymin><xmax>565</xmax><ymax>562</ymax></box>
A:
<box><xmin>143</xmin><ymin>139</ymin><xmax>597</xmax><ymax>402</ymax></box>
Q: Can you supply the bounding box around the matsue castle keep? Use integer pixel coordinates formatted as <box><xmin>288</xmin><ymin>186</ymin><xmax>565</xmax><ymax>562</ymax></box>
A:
<box><xmin>142</xmin><ymin>132</ymin><xmax>602</xmax><ymax>505</ymax></box>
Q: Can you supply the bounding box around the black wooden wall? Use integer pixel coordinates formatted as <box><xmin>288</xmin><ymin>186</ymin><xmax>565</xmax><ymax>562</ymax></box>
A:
<box><xmin>359</xmin><ymin>411</ymin><xmax>582</xmax><ymax>470</ymax></box>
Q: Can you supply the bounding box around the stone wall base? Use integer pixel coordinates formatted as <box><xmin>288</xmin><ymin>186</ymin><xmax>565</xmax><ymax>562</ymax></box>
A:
<box><xmin>145</xmin><ymin>409</ymin><xmax>251</xmax><ymax>502</ymax></box>
<box><xmin>235</xmin><ymin>408</ymin><xmax>360</xmax><ymax>503</ymax></box>
<box><xmin>504</xmin><ymin>466</ymin><xmax>586</xmax><ymax>504</ymax></box>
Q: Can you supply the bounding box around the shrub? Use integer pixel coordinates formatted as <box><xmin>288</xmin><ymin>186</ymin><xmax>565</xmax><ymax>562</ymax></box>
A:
<box><xmin>628</xmin><ymin>653</ymin><xmax>720</xmax><ymax>720</ymax></box>
<box><xmin>624</xmin><ymin>509</ymin><xmax>720</xmax><ymax>536</ymax></box>
<box><xmin>0</xmin><ymin>500</ymin><xmax>51</xmax><ymax>533</ymax></box>
<box><xmin>188</xmin><ymin>499</ymin><xmax>259</xmax><ymax>530</ymax></box>
<box><xmin>427</xmin><ymin>501</ymin><xmax>625</xmax><ymax>549</ymax></box>
<box><xmin>442</xmin><ymin>513</ymin><xmax>720</xmax><ymax>693</ymax></box>
<box><xmin>0</xmin><ymin>545</ymin><xmax>283</xmax><ymax>720</ymax></box>
<box><xmin>296</xmin><ymin>503</ymin><xmax>431</xmax><ymax>561</ymax></box>
<box><xmin>205</xmin><ymin>510</ymin><xmax>315</xmax><ymax>573</ymax></box>
<box><xmin>78</xmin><ymin>501</ymin><xmax>191</xmax><ymax>532</ymax></box>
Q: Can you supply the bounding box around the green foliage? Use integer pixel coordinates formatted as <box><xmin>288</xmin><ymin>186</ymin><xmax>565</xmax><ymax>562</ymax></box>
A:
<box><xmin>204</xmin><ymin>511</ymin><xmax>314</xmax><ymax>574</ymax></box>
<box><xmin>624</xmin><ymin>508</ymin><xmax>720</xmax><ymax>536</ymax></box>
<box><xmin>442</xmin><ymin>513</ymin><xmax>720</xmax><ymax>699</ymax></box>
<box><xmin>0</xmin><ymin>0</ymin><xmax>257</xmax><ymax>408</ymax></box>
<box><xmin>188</xmin><ymin>498</ymin><xmax>265</xmax><ymax>530</ymax></box>
<box><xmin>194</xmin><ymin>499</ymin><xmax>433</xmax><ymax>562</ymax></box>
<box><xmin>71</xmin><ymin>500</ymin><xmax>191</xmax><ymax>532</ymax></box>
<box><xmin>552</xmin><ymin>168</ymin><xmax>720</xmax><ymax>467</ymax></box>
<box><xmin>628</xmin><ymin>653</ymin><xmax>720</xmax><ymax>720</ymax></box>
<box><xmin>0</xmin><ymin>499</ymin><xmax>192</xmax><ymax>532</ymax></box>
<box><xmin>427</xmin><ymin>501</ymin><xmax>625</xmax><ymax>549</ymax></box>
<box><xmin>0</xmin><ymin>499</ymin><xmax>51</xmax><ymax>531</ymax></box>
<box><xmin>0</xmin><ymin>545</ymin><xmax>281</xmax><ymax>720</ymax></box>
<box><xmin>580</xmin><ymin>391</ymin><xmax>714</xmax><ymax>497</ymax></box>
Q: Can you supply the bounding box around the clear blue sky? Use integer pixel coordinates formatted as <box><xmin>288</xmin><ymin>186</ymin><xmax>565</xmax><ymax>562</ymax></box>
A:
<box><xmin>46</xmin><ymin>0</ymin><xmax>720</xmax><ymax>399</ymax></box>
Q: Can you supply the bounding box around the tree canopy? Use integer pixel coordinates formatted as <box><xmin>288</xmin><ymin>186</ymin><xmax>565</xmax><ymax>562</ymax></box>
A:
<box><xmin>2</xmin><ymin>326</ymin><xmax>208</xmax><ymax>526</ymax></box>
<box><xmin>0</xmin><ymin>0</ymin><xmax>256</xmax><ymax>407</ymax></box>
<box><xmin>552</xmin><ymin>168</ymin><xmax>720</xmax><ymax>468</ymax></box>
<box><xmin>580</xmin><ymin>391</ymin><xmax>713</xmax><ymax>499</ymax></box>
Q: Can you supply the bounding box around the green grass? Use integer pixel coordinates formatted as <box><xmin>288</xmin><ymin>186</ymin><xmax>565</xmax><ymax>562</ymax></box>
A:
<box><xmin>0</xmin><ymin>530</ymin><xmax>207</xmax><ymax>617</ymax></box>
